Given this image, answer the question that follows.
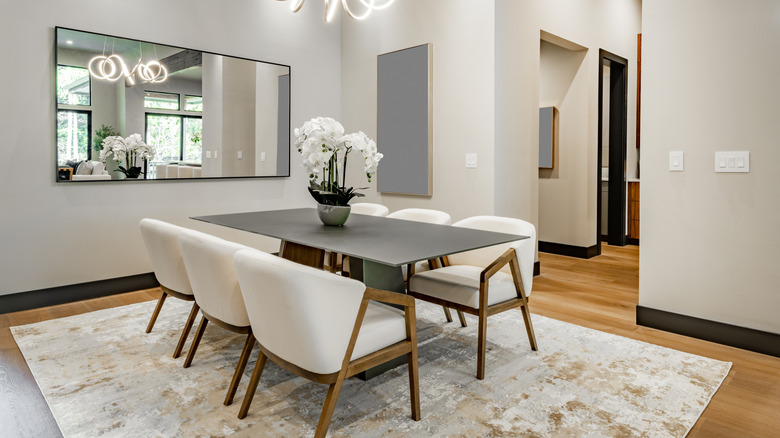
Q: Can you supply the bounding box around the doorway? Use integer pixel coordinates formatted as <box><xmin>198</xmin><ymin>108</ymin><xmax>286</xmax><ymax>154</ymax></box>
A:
<box><xmin>597</xmin><ymin>50</ymin><xmax>628</xmax><ymax>251</ymax></box>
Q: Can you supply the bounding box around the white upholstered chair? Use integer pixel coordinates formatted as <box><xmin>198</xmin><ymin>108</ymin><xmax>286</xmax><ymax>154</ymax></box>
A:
<box><xmin>166</xmin><ymin>164</ymin><xmax>180</xmax><ymax>178</ymax></box>
<box><xmin>138</xmin><ymin>219</ymin><xmax>200</xmax><ymax>359</ymax></box>
<box><xmin>178</xmin><ymin>229</ymin><xmax>254</xmax><ymax>406</ymax></box>
<box><xmin>233</xmin><ymin>249</ymin><xmax>420</xmax><ymax>436</ymax></box>
<box><xmin>408</xmin><ymin>216</ymin><xmax>538</xmax><ymax>380</ymax></box>
<box><xmin>349</xmin><ymin>202</ymin><xmax>390</xmax><ymax>216</ymax></box>
<box><xmin>178</xmin><ymin>166</ymin><xmax>194</xmax><ymax>178</ymax></box>
<box><xmin>386</xmin><ymin>208</ymin><xmax>465</xmax><ymax>326</ymax></box>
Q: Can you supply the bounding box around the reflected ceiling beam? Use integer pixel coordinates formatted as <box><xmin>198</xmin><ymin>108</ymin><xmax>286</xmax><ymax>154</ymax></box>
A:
<box><xmin>160</xmin><ymin>50</ymin><xmax>203</xmax><ymax>76</ymax></box>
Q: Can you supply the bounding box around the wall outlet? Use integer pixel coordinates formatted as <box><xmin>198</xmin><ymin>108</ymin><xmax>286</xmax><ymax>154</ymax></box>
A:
<box><xmin>715</xmin><ymin>151</ymin><xmax>750</xmax><ymax>173</ymax></box>
<box><xmin>237</xmin><ymin>151</ymin><xmax>243</xmax><ymax>160</ymax></box>
<box><xmin>465</xmin><ymin>153</ymin><xmax>478</xmax><ymax>168</ymax></box>
<box><xmin>669</xmin><ymin>151</ymin><xmax>684</xmax><ymax>171</ymax></box>
<box><xmin>260</xmin><ymin>152</ymin><xmax>267</xmax><ymax>162</ymax></box>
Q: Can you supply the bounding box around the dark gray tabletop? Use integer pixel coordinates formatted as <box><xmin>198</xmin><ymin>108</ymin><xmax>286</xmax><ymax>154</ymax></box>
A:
<box><xmin>193</xmin><ymin>208</ymin><xmax>527</xmax><ymax>267</ymax></box>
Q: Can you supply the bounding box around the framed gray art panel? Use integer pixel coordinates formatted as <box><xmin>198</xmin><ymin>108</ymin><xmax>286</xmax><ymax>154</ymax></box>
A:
<box><xmin>377</xmin><ymin>44</ymin><xmax>432</xmax><ymax>196</ymax></box>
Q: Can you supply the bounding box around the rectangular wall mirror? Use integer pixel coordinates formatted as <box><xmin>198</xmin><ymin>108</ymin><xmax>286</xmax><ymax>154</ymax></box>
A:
<box><xmin>55</xmin><ymin>27</ymin><xmax>291</xmax><ymax>182</ymax></box>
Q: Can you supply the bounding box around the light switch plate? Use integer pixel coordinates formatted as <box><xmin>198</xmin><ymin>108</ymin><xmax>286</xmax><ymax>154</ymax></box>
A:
<box><xmin>205</xmin><ymin>151</ymin><xmax>211</xmax><ymax>159</ymax></box>
<box><xmin>465</xmin><ymin>153</ymin><xmax>478</xmax><ymax>168</ymax></box>
<box><xmin>214</xmin><ymin>150</ymin><xmax>218</xmax><ymax>159</ymax></box>
<box><xmin>669</xmin><ymin>151</ymin><xmax>684</xmax><ymax>171</ymax></box>
<box><xmin>237</xmin><ymin>151</ymin><xmax>243</xmax><ymax>160</ymax></box>
<box><xmin>715</xmin><ymin>151</ymin><xmax>749</xmax><ymax>173</ymax></box>
<box><xmin>260</xmin><ymin>152</ymin><xmax>267</xmax><ymax>162</ymax></box>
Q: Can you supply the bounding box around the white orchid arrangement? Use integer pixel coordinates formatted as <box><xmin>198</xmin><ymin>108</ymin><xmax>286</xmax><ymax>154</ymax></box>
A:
<box><xmin>295</xmin><ymin>117</ymin><xmax>383</xmax><ymax>206</ymax></box>
<box><xmin>99</xmin><ymin>134</ymin><xmax>156</xmax><ymax>178</ymax></box>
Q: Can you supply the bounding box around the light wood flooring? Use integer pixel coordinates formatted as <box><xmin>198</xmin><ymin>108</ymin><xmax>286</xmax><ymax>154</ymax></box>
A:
<box><xmin>1</xmin><ymin>243</ymin><xmax>778</xmax><ymax>437</ymax></box>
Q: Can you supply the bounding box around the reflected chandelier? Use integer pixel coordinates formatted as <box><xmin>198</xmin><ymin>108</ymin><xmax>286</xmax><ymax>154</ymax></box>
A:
<box><xmin>278</xmin><ymin>0</ymin><xmax>395</xmax><ymax>22</ymax></box>
<box><xmin>88</xmin><ymin>39</ymin><xmax>168</xmax><ymax>85</ymax></box>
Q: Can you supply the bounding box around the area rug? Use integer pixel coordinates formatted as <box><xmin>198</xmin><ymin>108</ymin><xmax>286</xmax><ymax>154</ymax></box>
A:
<box><xmin>11</xmin><ymin>299</ymin><xmax>730</xmax><ymax>437</ymax></box>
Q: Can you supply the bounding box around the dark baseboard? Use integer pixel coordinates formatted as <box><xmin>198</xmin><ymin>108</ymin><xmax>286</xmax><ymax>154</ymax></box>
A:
<box><xmin>636</xmin><ymin>305</ymin><xmax>780</xmax><ymax>358</ymax></box>
<box><xmin>627</xmin><ymin>237</ymin><xmax>639</xmax><ymax>246</ymax></box>
<box><xmin>0</xmin><ymin>273</ymin><xmax>159</xmax><ymax>315</ymax></box>
<box><xmin>534</xmin><ymin>261</ymin><xmax>540</xmax><ymax>276</ymax></box>
<box><xmin>539</xmin><ymin>241</ymin><xmax>600</xmax><ymax>259</ymax></box>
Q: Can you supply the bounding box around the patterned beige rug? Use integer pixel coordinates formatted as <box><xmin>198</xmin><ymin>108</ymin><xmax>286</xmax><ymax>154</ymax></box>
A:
<box><xmin>12</xmin><ymin>299</ymin><xmax>730</xmax><ymax>437</ymax></box>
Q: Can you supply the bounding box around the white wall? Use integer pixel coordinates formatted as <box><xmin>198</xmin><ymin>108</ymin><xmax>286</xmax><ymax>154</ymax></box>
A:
<box><xmin>497</xmin><ymin>0</ymin><xmax>641</xmax><ymax>248</ymax></box>
<box><xmin>538</xmin><ymin>39</ymin><xmax>590</xmax><ymax>246</ymax></box>
<box><xmin>339</xmin><ymin>0</ymin><xmax>496</xmax><ymax>222</ymax></box>
<box><xmin>640</xmin><ymin>0</ymin><xmax>780</xmax><ymax>334</ymax></box>
<box><xmin>0</xmin><ymin>0</ymin><xmax>341</xmax><ymax>295</ymax></box>
<box><xmin>221</xmin><ymin>57</ymin><xmax>257</xmax><ymax>177</ymax></box>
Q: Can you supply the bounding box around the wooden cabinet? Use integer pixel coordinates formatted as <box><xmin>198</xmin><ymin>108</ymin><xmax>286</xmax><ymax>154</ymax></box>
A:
<box><xmin>628</xmin><ymin>181</ymin><xmax>640</xmax><ymax>242</ymax></box>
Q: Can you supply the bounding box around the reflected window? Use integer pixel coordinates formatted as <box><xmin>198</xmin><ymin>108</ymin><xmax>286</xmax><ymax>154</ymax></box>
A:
<box><xmin>144</xmin><ymin>91</ymin><xmax>180</xmax><ymax>110</ymax></box>
<box><xmin>57</xmin><ymin>110</ymin><xmax>91</xmax><ymax>164</ymax></box>
<box><xmin>146</xmin><ymin>114</ymin><xmax>182</xmax><ymax>162</ymax></box>
<box><xmin>185</xmin><ymin>95</ymin><xmax>203</xmax><ymax>112</ymax></box>
<box><xmin>184</xmin><ymin>117</ymin><xmax>203</xmax><ymax>162</ymax></box>
<box><xmin>57</xmin><ymin>65</ymin><xmax>90</xmax><ymax>106</ymax></box>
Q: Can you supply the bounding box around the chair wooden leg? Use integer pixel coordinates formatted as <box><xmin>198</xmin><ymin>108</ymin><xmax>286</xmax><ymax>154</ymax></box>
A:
<box><xmin>145</xmin><ymin>291</ymin><xmax>168</xmax><ymax>333</ymax></box>
<box><xmin>315</xmin><ymin>375</ymin><xmax>347</xmax><ymax>438</ymax></box>
<box><xmin>457</xmin><ymin>310</ymin><xmax>468</xmax><ymax>328</ymax></box>
<box><xmin>225</xmin><ymin>332</ymin><xmax>255</xmax><ymax>406</ymax></box>
<box><xmin>173</xmin><ymin>302</ymin><xmax>200</xmax><ymax>359</ymax></box>
<box><xmin>238</xmin><ymin>350</ymin><xmax>267</xmax><ymax>419</ymax></box>
<box><xmin>407</xmin><ymin>351</ymin><xmax>421</xmax><ymax>421</ymax></box>
<box><xmin>183</xmin><ymin>316</ymin><xmax>208</xmax><ymax>368</ymax></box>
<box><xmin>442</xmin><ymin>307</ymin><xmax>453</xmax><ymax>323</ymax></box>
<box><xmin>520</xmin><ymin>304</ymin><xmax>538</xmax><ymax>351</ymax></box>
<box><xmin>476</xmin><ymin>309</ymin><xmax>488</xmax><ymax>380</ymax></box>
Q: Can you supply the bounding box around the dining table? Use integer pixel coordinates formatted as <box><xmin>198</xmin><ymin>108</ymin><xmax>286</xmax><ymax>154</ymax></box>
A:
<box><xmin>192</xmin><ymin>207</ymin><xmax>528</xmax><ymax>378</ymax></box>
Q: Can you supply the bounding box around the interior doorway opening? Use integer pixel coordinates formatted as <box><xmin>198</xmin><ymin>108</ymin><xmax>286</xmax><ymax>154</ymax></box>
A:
<box><xmin>597</xmin><ymin>49</ymin><xmax>628</xmax><ymax>251</ymax></box>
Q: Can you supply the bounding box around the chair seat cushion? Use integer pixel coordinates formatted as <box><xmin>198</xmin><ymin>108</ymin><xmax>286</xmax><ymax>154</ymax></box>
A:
<box><xmin>351</xmin><ymin>302</ymin><xmax>407</xmax><ymax>362</ymax></box>
<box><xmin>409</xmin><ymin>265</ymin><xmax>519</xmax><ymax>309</ymax></box>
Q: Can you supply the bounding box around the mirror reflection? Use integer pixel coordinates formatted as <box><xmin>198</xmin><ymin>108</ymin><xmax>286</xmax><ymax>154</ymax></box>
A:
<box><xmin>55</xmin><ymin>27</ymin><xmax>291</xmax><ymax>182</ymax></box>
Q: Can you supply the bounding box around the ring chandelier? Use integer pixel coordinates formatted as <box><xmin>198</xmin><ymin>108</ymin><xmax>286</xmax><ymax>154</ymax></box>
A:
<box><xmin>88</xmin><ymin>56</ymin><xmax>168</xmax><ymax>85</ymax></box>
<box><xmin>279</xmin><ymin>0</ymin><xmax>395</xmax><ymax>22</ymax></box>
<box><xmin>87</xmin><ymin>39</ymin><xmax>168</xmax><ymax>85</ymax></box>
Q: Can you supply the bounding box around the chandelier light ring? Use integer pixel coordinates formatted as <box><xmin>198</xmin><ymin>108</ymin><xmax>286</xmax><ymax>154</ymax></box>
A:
<box><xmin>88</xmin><ymin>55</ymin><xmax>168</xmax><ymax>84</ymax></box>
<box><xmin>360</xmin><ymin>0</ymin><xmax>392</xmax><ymax>9</ymax></box>
<box><xmin>136</xmin><ymin>60</ymin><xmax>169</xmax><ymax>83</ymax></box>
<box><xmin>341</xmin><ymin>0</ymin><xmax>375</xmax><ymax>21</ymax></box>
<box><xmin>88</xmin><ymin>55</ymin><xmax>125</xmax><ymax>82</ymax></box>
<box><xmin>279</xmin><ymin>0</ymin><xmax>394</xmax><ymax>22</ymax></box>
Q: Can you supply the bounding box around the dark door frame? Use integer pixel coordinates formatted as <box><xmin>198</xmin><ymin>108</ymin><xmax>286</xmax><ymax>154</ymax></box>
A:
<box><xmin>597</xmin><ymin>49</ymin><xmax>629</xmax><ymax>252</ymax></box>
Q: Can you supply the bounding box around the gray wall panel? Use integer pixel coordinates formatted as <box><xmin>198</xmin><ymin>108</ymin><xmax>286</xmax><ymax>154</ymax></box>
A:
<box><xmin>377</xmin><ymin>44</ymin><xmax>432</xmax><ymax>196</ymax></box>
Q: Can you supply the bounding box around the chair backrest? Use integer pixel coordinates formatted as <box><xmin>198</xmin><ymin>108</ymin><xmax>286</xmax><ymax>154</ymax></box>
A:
<box><xmin>155</xmin><ymin>164</ymin><xmax>168</xmax><ymax>179</ymax></box>
<box><xmin>139</xmin><ymin>218</ymin><xmax>193</xmax><ymax>295</ymax></box>
<box><xmin>387</xmin><ymin>208</ymin><xmax>451</xmax><ymax>225</ymax></box>
<box><xmin>166</xmin><ymin>165</ymin><xmax>180</xmax><ymax>178</ymax></box>
<box><xmin>350</xmin><ymin>203</ymin><xmax>389</xmax><ymax>216</ymax></box>
<box><xmin>234</xmin><ymin>249</ymin><xmax>367</xmax><ymax>375</ymax></box>
<box><xmin>178</xmin><ymin>229</ymin><xmax>251</xmax><ymax>327</ymax></box>
<box><xmin>178</xmin><ymin>166</ymin><xmax>194</xmax><ymax>178</ymax></box>
<box><xmin>447</xmin><ymin>216</ymin><xmax>536</xmax><ymax>295</ymax></box>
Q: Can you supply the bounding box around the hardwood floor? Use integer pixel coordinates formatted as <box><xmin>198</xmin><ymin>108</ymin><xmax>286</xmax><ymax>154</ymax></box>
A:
<box><xmin>1</xmin><ymin>244</ymin><xmax>778</xmax><ymax>437</ymax></box>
